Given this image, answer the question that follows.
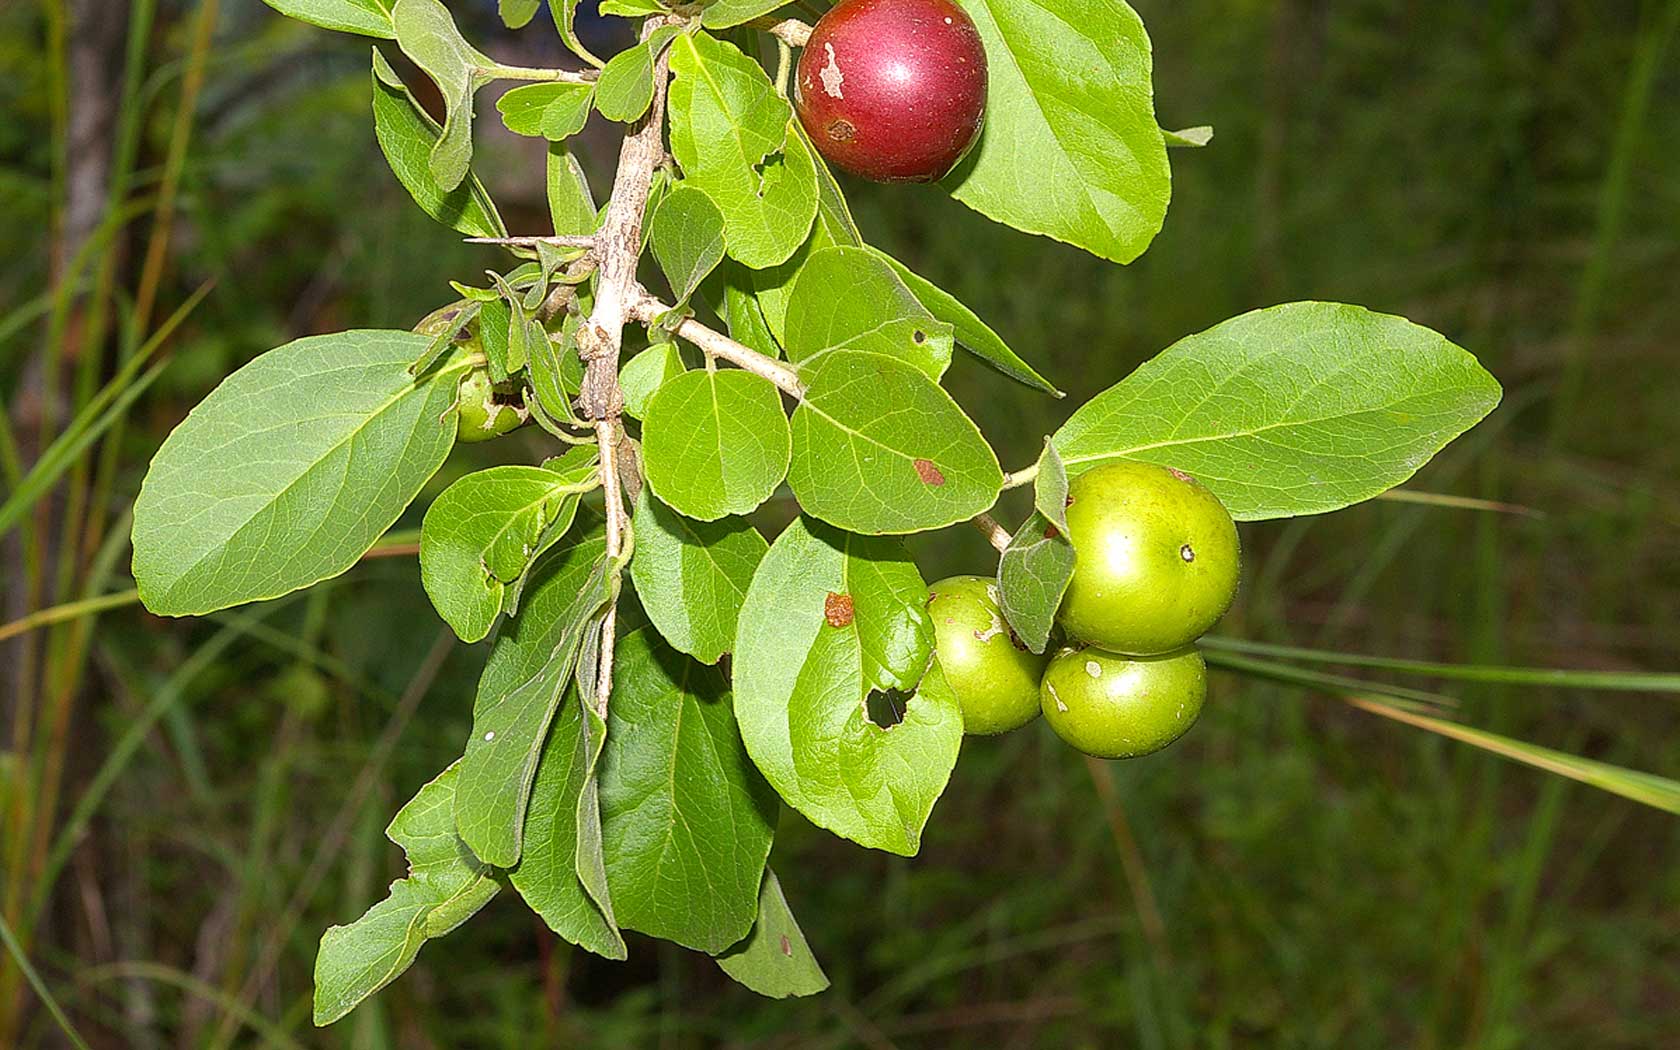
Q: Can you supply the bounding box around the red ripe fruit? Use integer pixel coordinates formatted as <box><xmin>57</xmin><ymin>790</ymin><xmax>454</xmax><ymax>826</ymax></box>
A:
<box><xmin>794</xmin><ymin>0</ymin><xmax>988</xmax><ymax>183</ymax></box>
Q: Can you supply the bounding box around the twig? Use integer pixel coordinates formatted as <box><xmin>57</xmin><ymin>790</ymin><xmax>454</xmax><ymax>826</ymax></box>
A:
<box><xmin>593</xmin><ymin>420</ymin><xmax>626</xmax><ymax>711</ymax></box>
<box><xmin>464</xmin><ymin>234</ymin><xmax>596</xmax><ymax>249</ymax></box>
<box><xmin>972</xmin><ymin>512</ymin><xmax>1011</xmax><ymax>553</ymax></box>
<box><xmin>751</xmin><ymin>16</ymin><xmax>813</xmax><ymax>48</ymax></box>
<box><xmin>1001</xmin><ymin>464</ymin><xmax>1039</xmax><ymax>490</ymax></box>
<box><xmin>628</xmin><ymin>292</ymin><xmax>805</xmax><ymax>396</ymax></box>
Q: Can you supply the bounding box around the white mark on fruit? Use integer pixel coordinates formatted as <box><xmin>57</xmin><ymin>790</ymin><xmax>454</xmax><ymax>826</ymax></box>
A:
<box><xmin>820</xmin><ymin>43</ymin><xmax>845</xmax><ymax>97</ymax></box>
<box><xmin>1048</xmin><ymin>681</ymin><xmax>1068</xmax><ymax>712</ymax></box>
<box><xmin>974</xmin><ymin>611</ymin><xmax>1005</xmax><ymax>643</ymax></box>
<box><xmin>1085</xmin><ymin>660</ymin><xmax>1101</xmax><ymax>678</ymax></box>
<box><xmin>944</xmin><ymin>15</ymin><xmax>953</xmax><ymax>22</ymax></box>
<box><xmin>1180</xmin><ymin>543</ymin><xmax>1195</xmax><ymax>563</ymax></box>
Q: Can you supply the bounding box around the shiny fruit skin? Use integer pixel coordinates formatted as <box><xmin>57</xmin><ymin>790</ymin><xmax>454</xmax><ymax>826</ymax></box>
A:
<box><xmin>1040</xmin><ymin>646</ymin><xmax>1206</xmax><ymax>759</ymax></box>
<box><xmin>1058</xmin><ymin>461</ymin><xmax>1240</xmax><ymax>655</ymax></box>
<box><xmin>455</xmin><ymin>369</ymin><xmax>527</xmax><ymax>443</ymax></box>
<box><xmin>928</xmin><ymin>575</ymin><xmax>1046</xmax><ymax>735</ymax></box>
<box><xmin>794</xmin><ymin>0</ymin><xmax>987</xmax><ymax>183</ymax></box>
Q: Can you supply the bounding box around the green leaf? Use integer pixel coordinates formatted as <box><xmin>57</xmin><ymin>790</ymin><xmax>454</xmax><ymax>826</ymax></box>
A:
<box><xmin>1052</xmin><ymin>302</ymin><xmax>1504</xmax><ymax>520</ymax></box>
<box><xmin>508</xmin><ymin>691</ymin><xmax>627</xmax><ymax>959</ymax></box>
<box><xmin>546</xmin><ymin>144</ymin><xmax>598</xmax><ymax>238</ymax></box>
<box><xmin>597</xmin><ymin>629</ymin><xmax>779</xmax><ymax>952</ymax></box>
<box><xmin>717</xmin><ymin>264</ymin><xmax>783</xmax><ymax>358</ymax></box>
<box><xmin>734</xmin><ymin>518</ymin><xmax>963</xmax><ymax>854</ymax></box>
<box><xmin>650</xmin><ymin>185</ymin><xmax>728</xmax><ymax>305</ymax></box>
<box><xmin>744</xmin><ymin>125</ymin><xmax>859</xmax><ymax>341</ymax></box>
<box><xmin>715</xmin><ymin>869</ymin><xmax>829</xmax><ymax>998</ymax></box>
<box><xmin>456</xmin><ymin>530</ymin><xmax>617</xmax><ymax>867</ymax></box>
<box><xmin>372</xmin><ymin>51</ymin><xmax>505</xmax><ymax>238</ymax></box>
<box><xmin>392</xmin><ymin>0</ymin><xmax>494</xmax><ymax>191</ymax></box>
<box><xmin>995</xmin><ymin>511</ymin><xmax>1073</xmax><ymax>654</ymax></box>
<box><xmin>945</xmin><ymin>0</ymin><xmax>1170</xmax><ymax>264</ymax></box>
<box><xmin>1163</xmin><ymin>124</ymin><xmax>1213</xmax><ymax>148</ymax></box>
<box><xmin>629</xmin><ymin>487</ymin><xmax>767</xmax><ymax>664</ymax></box>
<box><xmin>642</xmin><ymin>369</ymin><xmax>791</xmax><ymax>521</ymax></box>
<box><xmin>500</xmin><ymin>0</ymin><xmax>541</xmax><ymax>28</ymax></box>
<box><xmin>594</xmin><ymin>25</ymin><xmax>681</xmax><ymax>123</ymax></box>
<box><xmin>789</xmin><ymin>350</ymin><xmax>1003</xmax><ymax>535</ymax></box>
<box><xmin>700</xmin><ymin>0</ymin><xmax>788</xmax><ymax>29</ymax></box>
<box><xmin>313</xmin><ymin>762</ymin><xmax>497</xmax><ymax>1026</ymax></box>
<box><xmin>668</xmin><ymin>33</ymin><xmax>818</xmax><ymax>269</ymax></box>
<box><xmin>132</xmin><ymin>331</ymin><xmax>462</xmax><ymax>616</ymax></box>
<box><xmin>1032</xmin><ymin>438</ymin><xmax>1068</xmax><ymax>532</ymax></box>
<box><xmin>546</xmin><ymin>0</ymin><xmax>604</xmax><ymax>68</ymax></box>
<box><xmin>599</xmin><ymin>0</ymin><xmax>666</xmax><ymax>14</ymax></box>
<box><xmin>619</xmin><ymin>342</ymin><xmax>686</xmax><ymax>420</ymax></box>
<box><xmin>497</xmin><ymin>82</ymin><xmax>594</xmax><ymax>140</ymax></box>
<box><xmin>783</xmin><ymin>247</ymin><xmax>952</xmax><ymax>380</ymax></box>
<box><xmin>267</xmin><ymin>0</ymin><xmax>394</xmax><ymax>38</ymax></box>
<box><xmin>419</xmin><ymin>461</ymin><xmax>596</xmax><ymax>643</ymax></box>
<box><xmin>870</xmin><ymin>247</ymin><xmax>1061</xmax><ymax>396</ymax></box>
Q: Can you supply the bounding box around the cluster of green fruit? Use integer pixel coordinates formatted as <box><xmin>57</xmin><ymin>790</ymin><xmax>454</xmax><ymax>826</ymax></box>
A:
<box><xmin>930</xmin><ymin>462</ymin><xmax>1241</xmax><ymax>758</ymax></box>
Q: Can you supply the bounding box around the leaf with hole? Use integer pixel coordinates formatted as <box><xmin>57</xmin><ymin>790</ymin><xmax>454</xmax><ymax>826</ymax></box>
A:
<box><xmin>597</xmin><ymin>628</ymin><xmax>779</xmax><ymax>951</ymax></box>
<box><xmin>132</xmin><ymin>330</ymin><xmax>464</xmax><ymax>616</ymax></box>
<box><xmin>1052</xmin><ymin>302</ymin><xmax>1503</xmax><ymax>519</ymax></box>
<box><xmin>630</xmin><ymin>488</ymin><xmax>767</xmax><ymax>664</ymax></box>
<box><xmin>784</xmin><ymin>247</ymin><xmax>952</xmax><ymax>380</ymax></box>
<box><xmin>790</xmin><ymin>349</ymin><xmax>1002</xmax><ymax>534</ymax></box>
<box><xmin>312</xmin><ymin>762</ymin><xmax>497</xmax><ymax>1026</ymax></box>
<box><xmin>734</xmin><ymin>518</ymin><xmax>962</xmax><ymax>854</ymax></box>
<box><xmin>642</xmin><ymin>368</ymin><xmax>791</xmax><ymax>521</ymax></box>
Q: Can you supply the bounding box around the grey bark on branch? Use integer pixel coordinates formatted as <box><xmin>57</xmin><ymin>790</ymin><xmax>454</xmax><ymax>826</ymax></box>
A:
<box><xmin>627</xmin><ymin>291</ymin><xmax>805</xmax><ymax>396</ymax></box>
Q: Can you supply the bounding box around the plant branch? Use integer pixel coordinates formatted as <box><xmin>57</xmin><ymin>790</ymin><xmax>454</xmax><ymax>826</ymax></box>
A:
<box><xmin>752</xmin><ymin>16</ymin><xmax>813</xmax><ymax>48</ymax></box>
<box><xmin>973</xmin><ymin>511</ymin><xmax>1011</xmax><ymax>553</ymax></box>
<box><xmin>627</xmin><ymin>291</ymin><xmax>805</xmax><ymax>396</ymax></box>
<box><xmin>1002</xmin><ymin>464</ymin><xmax>1039</xmax><ymax>490</ymax></box>
<box><xmin>464</xmin><ymin>234</ymin><xmax>596</xmax><ymax>249</ymax></box>
<box><xmin>483</xmin><ymin>63</ymin><xmax>597</xmax><ymax>85</ymax></box>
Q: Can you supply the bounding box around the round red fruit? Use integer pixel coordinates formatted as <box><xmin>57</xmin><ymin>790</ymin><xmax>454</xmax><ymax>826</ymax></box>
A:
<box><xmin>794</xmin><ymin>0</ymin><xmax>988</xmax><ymax>183</ymax></box>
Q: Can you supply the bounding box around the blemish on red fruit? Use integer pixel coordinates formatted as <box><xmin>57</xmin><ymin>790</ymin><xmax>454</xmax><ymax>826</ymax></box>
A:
<box><xmin>914</xmin><ymin>458</ymin><xmax>945</xmax><ymax>485</ymax></box>
<box><xmin>794</xmin><ymin>0</ymin><xmax>988</xmax><ymax>183</ymax></box>
<box><xmin>825</xmin><ymin>592</ymin><xmax>855</xmax><ymax>627</ymax></box>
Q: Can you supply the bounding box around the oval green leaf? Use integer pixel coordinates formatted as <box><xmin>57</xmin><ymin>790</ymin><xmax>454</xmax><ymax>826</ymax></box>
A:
<box><xmin>629</xmin><ymin>488</ymin><xmax>768</xmax><ymax>665</ymax></box>
<box><xmin>642</xmin><ymin>368</ymin><xmax>791</xmax><ymax>521</ymax></box>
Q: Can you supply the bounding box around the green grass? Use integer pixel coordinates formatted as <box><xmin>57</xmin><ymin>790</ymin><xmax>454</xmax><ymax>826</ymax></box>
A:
<box><xmin>3</xmin><ymin>0</ymin><xmax>1679</xmax><ymax>1046</ymax></box>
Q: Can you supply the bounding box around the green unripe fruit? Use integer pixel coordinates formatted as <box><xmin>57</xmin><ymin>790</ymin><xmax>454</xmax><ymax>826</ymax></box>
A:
<box><xmin>455</xmin><ymin>369</ymin><xmax>528</xmax><ymax>443</ymax></box>
<box><xmin>927</xmin><ymin>575</ymin><xmax>1046</xmax><ymax>735</ymax></box>
<box><xmin>1058</xmin><ymin>461</ymin><xmax>1240</xmax><ymax>655</ymax></box>
<box><xmin>1040</xmin><ymin>645</ymin><xmax>1206</xmax><ymax>759</ymax></box>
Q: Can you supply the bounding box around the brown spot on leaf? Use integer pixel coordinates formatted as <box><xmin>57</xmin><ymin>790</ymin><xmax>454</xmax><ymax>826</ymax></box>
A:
<box><xmin>913</xmin><ymin>459</ymin><xmax>945</xmax><ymax>486</ymax></box>
<box><xmin>825</xmin><ymin>592</ymin><xmax>854</xmax><ymax>628</ymax></box>
<box><xmin>779</xmin><ymin>934</ymin><xmax>792</xmax><ymax>956</ymax></box>
<box><xmin>1043</xmin><ymin>523</ymin><xmax>1060</xmax><ymax>539</ymax></box>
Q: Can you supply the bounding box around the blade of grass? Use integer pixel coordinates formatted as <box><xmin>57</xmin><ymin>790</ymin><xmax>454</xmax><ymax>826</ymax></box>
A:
<box><xmin>1201</xmin><ymin>636</ymin><xmax>1680</xmax><ymax>693</ymax></box>
<box><xmin>1203</xmin><ymin>649</ymin><xmax>1459</xmax><ymax>711</ymax></box>
<box><xmin>1346</xmin><ymin>697</ymin><xmax>1680</xmax><ymax>815</ymax></box>
<box><xmin>0</xmin><ymin>910</ymin><xmax>93</xmax><ymax>1050</ymax></box>
<box><xmin>75</xmin><ymin>962</ymin><xmax>307</xmax><ymax>1050</ymax></box>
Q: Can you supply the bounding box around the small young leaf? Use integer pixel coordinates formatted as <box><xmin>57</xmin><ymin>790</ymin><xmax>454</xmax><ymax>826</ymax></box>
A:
<box><xmin>546</xmin><ymin>144</ymin><xmax>598</xmax><ymax>238</ymax></box>
<box><xmin>783</xmin><ymin>247</ymin><xmax>953</xmax><ymax>380</ymax></box>
<box><xmin>598</xmin><ymin>629</ymin><xmax>779</xmax><ymax>952</ymax></box>
<box><xmin>667</xmin><ymin>33</ymin><xmax>818</xmax><ymax>269</ymax></box>
<box><xmin>499</xmin><ymin>0</ymin><xmax>541</xmax><ymax>28</ymax></box>
<box><xmin>593</xmin><ymin>25</ymin><xmax>681</xmax><ymax>123</ymax></box>
<box><xmin>1052</xmin><ymin>302</ymin><xmax>1504</xmax><ymax>520</ymax></box>
<box><xmin>943</xmin><ymin>0</ymin><xmax>1170</xmax><ymax>264</ymax></box>
<box><xmin>313</xmin><ymin>763</ymin><xmax>498</xmax><ymax>1026</ymax></box>
<box><xmin>1163</xmin><ymin>124</ymin><xmax>1213</xmax><ymax>148</ymax></box>
<box><xmin>419</xmin><ymin>461</ymin><xmax>595</xmax><ymax>643</ymax></box>
<box><xmin>456</xmin><ymin>531</ymin><xmax>617</xmax><ymax>867</ymax></box>
<box><xmin>650</xmin><ymin>185</ymin><xmax>728</xmax><ymax>304</ymax></box>
<box><xmin>509</xmin><ymin>691</ymin><xmax>628</xmax><ymax>960</ymax></box>
<box><xmin>392</xmin><ymin>0</ymin><xmax>494</xmax><ymax>191</ymax></box>
<box><xmin>629</xmin><ymin>488</ymin><xmax>767</xmax><ymax>664</ymax></box>
<box><xmin>497</xmin><ymin>82</ymin><xmax>595</xmax><ymax>140</ymax></box>
<box><xmin>267</xmin><ymin>0</ymin><xmax>395</xmax><ymax>38</ymax></box>
<box><xmin>371</xmin><ymin>51</ymin><xmax>505</xmax><ymax>238</ymax></box>
<box><xmin>132</xmin><ymin>331</ymin><xmax>464</xmax><ymax>616</ymax></box>
<box><xmin>642</xmin><ymin>369</ymin><xmax>791</xmax><ymax>521</ymax></box>
<box><xmin>715</xmin><ymin>868</ymin><xmax>830</xmax><ymax>998</ymax></box>
<box><xmin>870</xmin><ymin>247</ymin><xmax>1061</xmax><ymax>396</ymax></box>
<box><xmin>734</xmin><ymin>518</ymin><xmax>963</xmax><ymax>854</ymax></box>
<box><xmin>995</xmin><ymin>511</ymin><xmax>1074</xmax><ymax>654</ymax></box>
<box><xmin>789</xmin><ymin>350</ymin><xmax>1003</xmax><ymax>535</ymax></box>
<box><xmin>619</xmin><ymin>342</ymin><xmax>686</xmax><ymax>420</ymax></box>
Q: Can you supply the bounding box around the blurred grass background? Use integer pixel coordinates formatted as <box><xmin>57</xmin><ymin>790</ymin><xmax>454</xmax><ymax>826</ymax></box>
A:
<box><xmin>3</xmin><ymin>0</ymin><xmax>1679</xmax><ymax>1046</ymax></box>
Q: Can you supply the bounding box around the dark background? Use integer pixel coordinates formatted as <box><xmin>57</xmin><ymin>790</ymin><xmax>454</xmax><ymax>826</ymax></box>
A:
<box><xmin>3</xmin><ymin>0</ymin><xmax>1679</xmax><ymax>1046</ymax></box>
